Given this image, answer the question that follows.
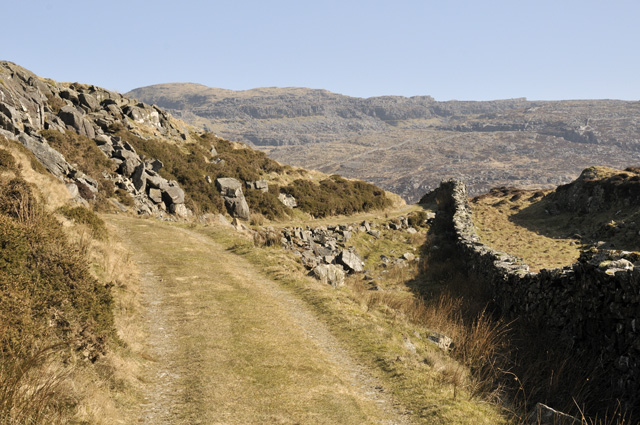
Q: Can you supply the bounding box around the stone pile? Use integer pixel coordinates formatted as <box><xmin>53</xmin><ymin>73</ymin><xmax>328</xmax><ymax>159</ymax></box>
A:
<box><xmin>281</xmin><ymin>217</ymin><xmax>423</xmax><ymax>287</ymax></box>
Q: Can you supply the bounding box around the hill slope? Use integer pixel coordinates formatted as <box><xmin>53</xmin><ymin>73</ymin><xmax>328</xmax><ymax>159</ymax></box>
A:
<box><xmin>128</xmin><ymin>83</ymin><xmax>640</xmax><ymax>201</ymax></box>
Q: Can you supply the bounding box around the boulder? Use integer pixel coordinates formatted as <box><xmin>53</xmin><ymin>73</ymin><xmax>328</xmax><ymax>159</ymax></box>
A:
<box><xmin>131</xmin><ymin>164</ymin><xmax>147</xmax><ymax>192</ymax></box>
<box><xmin>14</xmin><ymin>131</ymin><xmax>71</xmax><ymax>179</ymax></box>
<box><xmin>162</xmin><ymin>184</ymin><xmax>185</xmax><ymax>205</ymax></box>
<box><xmin>118</xmin><ymin>156</ymin><xmax>142</xmax><ymax>178</ymax></box>
<box><xmin>148</xmin><ymin>188</ymin><xmax>163</xmax><ymax>204</ymax></box>
<box><xmin>246</xmin><ymin>179</ymin><xmax>268</xmax><ymax>193</ymax></box>
<box><xmin>312</xmin><ymin>264</ymin><xmax>345</xmax><ymax>288</ymax></box>
<box><xmin>223</xmin><ymin>196</ymin><xmax>250</xmax><ymax>220</ymax></box>
<box><xmin>78</xmin><ymin>93</ymin><xmax>100</xmax><ymax>111</ymax></box>
<box><xmin>278</xmin><ymin>192</ymin><xmax>297</xmax><ymax>208</ymax></box>
<box><xmin>337</xmin><ymin>249</ymin><xmax>364</xmax><ymax>273</ymax></box>
<box><xmin>216</xmin><ymin>177</ymin><xmax>250</xmax><ymax>220</ymax></box>
<box><xmin>57</xmin><ymin>106</ymin><xmax>95</xmax><ymax>139</ymax></box>
<box><xmin>215</xmin><ymin>177</ymin><xmax>243</xmax><ymax>197</ymax></box>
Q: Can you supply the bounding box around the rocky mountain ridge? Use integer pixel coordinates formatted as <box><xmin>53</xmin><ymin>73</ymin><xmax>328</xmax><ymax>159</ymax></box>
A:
<box><xmin>128</xmin><ymin>83</ymin><xmax>640</xmax><ymax>201</ymax></box>
<box><xmin>0</xmin><ymin>61</ymin><xmax>195</xmax><ymax>217</ymax></box>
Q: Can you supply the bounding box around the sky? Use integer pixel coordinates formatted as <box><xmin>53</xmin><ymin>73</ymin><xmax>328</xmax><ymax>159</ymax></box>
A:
<box><xmin>4</xmin><ymin>0</ymin><xmax>639</xmax><ymax>101</ymax></box>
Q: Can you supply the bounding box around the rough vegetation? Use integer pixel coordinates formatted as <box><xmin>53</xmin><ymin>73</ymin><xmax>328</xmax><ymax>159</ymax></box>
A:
<box><xmin>3</xmin><ymin>60</ymin><xmax>640</xmax><ymax>424</ymax></box>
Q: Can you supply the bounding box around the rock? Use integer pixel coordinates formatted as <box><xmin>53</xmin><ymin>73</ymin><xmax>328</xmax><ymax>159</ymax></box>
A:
<box><xmin>367</xmin><ymin>229</ymin><xmax>381</xmax><ymax>239</ymax></box>
<box><xmin>57</xmin><ymin>105</ymin><xmax>95</xmax><ymax>139</ymax></box>
<box><xmin>216</xmin><ymin>177</ymin><xmax>250</xmax><ymax>220</ymax></box>
<box><xmin>223</xmin><ymin>196</ymin><xmax>250</xmax><ymax>220</ymax></box>
<box><xmin>205</xmin><ymin>175</ymin><xmax>212</xmax><ymax>184</ymax></box>
<box><xmin>215</xmin><ymin>177</ymin><xmax>243</xmax><ymax>197</ymax></box>
<box><xmin>78</xmin><ymin>93</ymin><xmax>100</xmax><ymax>111</ymax></box>
<box><xmin>148</xmin><ymin>188</ymin><xmax>163</xmax><ymax>204</ymax></box>
<box><xmin>402</xmin><ymin>252</ymin><xmax>416</xmax><ymax>262</ymax></box>
<box><xmin>312</xmin><ymin>264</ymin><xmax>345</xmax><ymax>288</ymax></box>
<box><xmin>406</xmin><ymin>227</ymin><xmax>417</xmax><ymax>234</ymax></box>
<box><xmin>210</xmin><ymin>145</ymin><xmax>218</xmax><ymax>157</ymax></box>
<box><xmin>527</xmin><ymin>403</ymin><xmax>580</xmax><ymax>425</ymax></box>
<box><xmin>427</xmin><ymin>333</ymin><xmax>453</xmax><ymax>351</ymax></box>
<box><xmin>169</xmin><ymin>202</ymin><xmax>190</xmax><ymax>218</ymax></box>
<box><xmin>278</xmin><ymin>192</ymin><xmax>297</xmax><ymax>208</ymax></box>
<box><xmin>145</xmin><ymin>158</ymin><xmax>163</xmax><ymax>172</ymax></box>
<box><xmin>162</xmin><ymin>184</ymin><xmax>185</xmax><ymax>205</ymax></box>
<box><xmin>131</xmin><ymin>164</ymin><xmax>147</xmax><ymax>192</ymax></box>
<box><xmin>337</xmin><ymin>249</ymin><xmax>364</xmax><ymax>273</ymax></box>
<box><xmin>118</xmin><ymin>156</ymin><xmax>142</xmax><ymax>178</ymax></box>
<box><xmin>246</xmin><ymin>179</ymin><xmax>268</xmax><ymax>193</ymax></box>
<box><xmin>14</xmin><ymin>131</ymin><xmax>71</xmax><ymax>179</ymax></box>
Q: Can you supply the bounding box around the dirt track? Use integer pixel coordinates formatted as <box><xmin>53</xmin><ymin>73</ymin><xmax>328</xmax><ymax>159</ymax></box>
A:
<box><xmin>109</xmin><ymin>216</ymin><xmax>412</xmax><ymax>425</ymax></box>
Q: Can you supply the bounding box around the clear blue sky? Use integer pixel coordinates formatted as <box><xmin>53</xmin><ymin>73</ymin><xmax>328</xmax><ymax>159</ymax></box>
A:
<box><xmin>5</xmin><ymin>0</ymin><xmax>639</xmax><ymax>101</ymax></box>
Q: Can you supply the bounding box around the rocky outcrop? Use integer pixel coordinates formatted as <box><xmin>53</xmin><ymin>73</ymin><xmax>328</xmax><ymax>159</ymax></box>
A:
<box><xmin>432</xmin><ymin>179</ymin><xmax>640</xmax><ymax>408</ymax></box>
<box><xmin>0</xmin><ymin>61</ymin><xmax>190</xmax><ymax>217</ymax></box>
<box><xmin>215</xmin><ymin>177</ymin><xmax>250</xmax><ymax>220</ymax></box>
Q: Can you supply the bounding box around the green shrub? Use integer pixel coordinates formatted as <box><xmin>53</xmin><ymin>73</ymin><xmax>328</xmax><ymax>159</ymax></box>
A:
<box><xmin>57</xmin><ymin>205</ymin><xmax>108</xmax><ymax>240</ymax></box>
<box><xmin>281</xmin><ymin>175</ymin><xmax>392</xmax><ymax>218</ymax></box>
<box><xmin>0</xmin><ymin>176</ymin><xmax>114</xmax><ymax>359</ymax></box>
<box><xmin>0</xmin><ymin>148</ymin><xmax>15</xmax><ymax>172</ymax></box>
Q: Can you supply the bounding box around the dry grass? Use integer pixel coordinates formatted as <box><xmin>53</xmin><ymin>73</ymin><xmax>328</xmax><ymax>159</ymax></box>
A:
<box><xmin>0</xmin><ymin>345</ymin><xmax>69</xmax><ymax>425</ymax></box>
<box><xmin>201</xmin><ymin>220</ymin><xmax>509</xmax><ymax>424</ymax></box>
<box><xmin>471</xmin><ymin>188</ymin><xmax>581</xmax><ymax>271</ymax></box>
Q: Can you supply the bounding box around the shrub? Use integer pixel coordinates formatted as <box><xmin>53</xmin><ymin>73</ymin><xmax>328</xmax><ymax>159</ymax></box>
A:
<box><xmin>57</xmin><ymin>205</ymin><xmax>108</xmax><ymax>240</ymax></box>
<box><xmin>281</xmin><ymin>175</ymin><xmax>392</xmax><ymax>218</ymax></box>
<box><xmin>0</xmin><ymin>148</ymin><xmax>15</xmax><ymax>172</ymax></box>
<box><xmin>0</xmin><ymin>176</ymin><xmax>115</xmax><ymax>358</ymax></box>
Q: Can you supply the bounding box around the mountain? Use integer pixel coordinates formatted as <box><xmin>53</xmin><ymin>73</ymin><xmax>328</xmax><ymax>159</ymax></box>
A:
<box><xmin>127</xmin><ymin>83</ymin><xmax>640</xmax><ymax>202</ymax></box>
<box><xmin>0</xmin><ymin>61</ymin><xmax>397</xmax><ymax>222</ymax></box>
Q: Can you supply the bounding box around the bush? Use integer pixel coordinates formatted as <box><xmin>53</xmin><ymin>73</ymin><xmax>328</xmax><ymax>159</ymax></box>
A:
<box><xmin>0</xmin><ymin>176</ymin><xmax>115</xmax><ymax>359</ymax></box>
<box><xmin>281</xmin><ymin>175</ymin><xmax>392</xmax><ymax>218</ymax></box>
<box><xmin>57</xmin><ymin>205</ymin><xmax>108</xmax><ymax>240</ymax></box>
<box><xmin>0</xmin><ymin>148</ymin><xmax>15</xmax><ymax>172</ymax></box>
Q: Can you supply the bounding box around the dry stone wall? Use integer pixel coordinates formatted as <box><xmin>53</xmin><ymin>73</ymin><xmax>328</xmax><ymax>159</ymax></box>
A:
<box><xmin>433</xmin><ymin>179</ymin><xmax>640</xmax><ymax>403</ymax></box>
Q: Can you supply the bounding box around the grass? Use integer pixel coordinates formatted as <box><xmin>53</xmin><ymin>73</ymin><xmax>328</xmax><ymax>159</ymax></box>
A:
<box><xmin>0</xmin><ymin>136</ymin><xmax>144</xmax><ymax>424</ymax></box>
<box><xmin>193</xmin><ymin>217</ymin><xmax>510</xmax><ymax>424</ymax></box>
<box><xmin>470</xmin><ymin>187</ymin><xmax>581</xmax><ymax>271</ymax></box>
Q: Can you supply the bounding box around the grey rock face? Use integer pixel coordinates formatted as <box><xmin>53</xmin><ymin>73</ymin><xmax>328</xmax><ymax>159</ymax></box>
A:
<box><xmin>58</xmin><ymin>106</ymin><xmax>95</xmax><ymax>139</ymax></box>
<box><xmin>0</xmin><ymin>61</ymin><xmax>191</xmax><ymax>217</ymax></box>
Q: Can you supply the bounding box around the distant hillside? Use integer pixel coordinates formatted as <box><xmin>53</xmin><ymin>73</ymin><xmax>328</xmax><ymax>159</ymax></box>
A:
<box><xmin>0</xmin><ymin>62</ymin><xmax>397</xmax><ymax>223</ymax></box>
<box><xmin>128</xmin><ymin>83</ymin><xmax>640</xmax><ymax>202</ymax></box>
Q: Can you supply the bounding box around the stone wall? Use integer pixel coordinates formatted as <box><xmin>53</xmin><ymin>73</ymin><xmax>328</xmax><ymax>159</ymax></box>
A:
<box><xmin>433</xmin><ymin>179</ymin><xmax>640</xmax><ymax>402</ymax></box>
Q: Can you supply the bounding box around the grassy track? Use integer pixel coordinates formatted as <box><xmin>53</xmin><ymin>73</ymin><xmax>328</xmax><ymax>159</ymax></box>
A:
<box><xmin>108</xmin><ymin>215</ymin><xmax>411</xmax><ymax>425</ymax></box>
